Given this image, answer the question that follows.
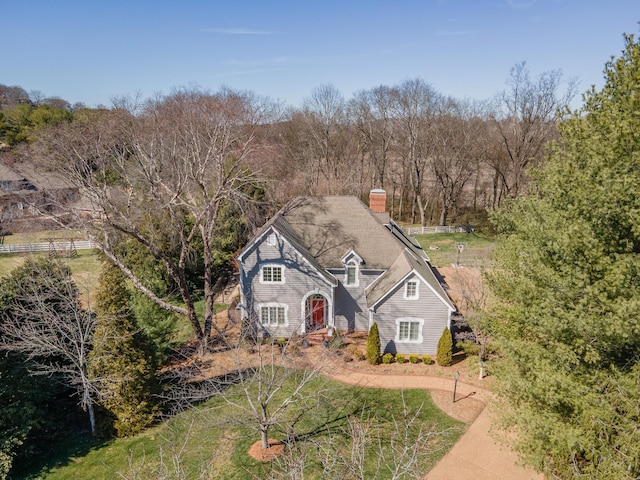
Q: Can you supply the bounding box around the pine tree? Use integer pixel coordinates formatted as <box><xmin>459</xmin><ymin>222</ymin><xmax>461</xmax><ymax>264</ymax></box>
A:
<box><xmin>487</xmin><ymin>33</ymin><xmax>640</xmax><ymax>479</ymax></box>
<box><xmin>89</xmin><ymin>261</ymin><xmax>159</xmax><ymax>437</ymax></box>
<box><xmin>366</xmin><ymin>322</ymin><xmax>381</xmax><ymax>365</ymax></box>
<box><xmin>436</xmin><ymin>328</ymin><xmax>452</xmax><ymax>366</ymax></box>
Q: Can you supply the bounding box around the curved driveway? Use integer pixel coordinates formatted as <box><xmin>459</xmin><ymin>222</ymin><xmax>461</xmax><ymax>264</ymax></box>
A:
<box><xmin>322</xmin><ymin>365</ymin><xmax>543</xmax><ymax>480</ymax></box>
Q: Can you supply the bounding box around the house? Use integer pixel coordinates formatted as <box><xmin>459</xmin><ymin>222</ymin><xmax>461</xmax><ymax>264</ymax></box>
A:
<box><xmin>0</xmin><ymin>158</ymin><xmax>84</xmax><ymax>229</ymax></box>
<box><xmin>237</xmin><ymin>190</ymin><xmax>457</xmax><ymax>355</ymax></box>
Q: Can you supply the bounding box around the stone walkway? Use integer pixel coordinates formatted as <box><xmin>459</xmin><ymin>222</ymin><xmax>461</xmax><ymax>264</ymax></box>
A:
<box><xmin>321</xmin><ymin>361</ymin><xmax>543</xmax><ymax>480</ymax></box>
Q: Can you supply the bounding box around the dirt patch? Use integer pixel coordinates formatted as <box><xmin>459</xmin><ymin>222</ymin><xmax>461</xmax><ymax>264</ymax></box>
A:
<box><xmin>248</xmin><ymin>439</ymin><xmax>285</xmax><ymax>462</ymax></box>
<box><xmin>437</xmin><ymin>265</ymin><xmax>484</xmax><ymax>317</ymax></box>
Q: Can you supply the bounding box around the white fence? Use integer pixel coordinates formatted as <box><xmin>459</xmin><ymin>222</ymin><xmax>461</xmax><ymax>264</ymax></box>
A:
<box><xmin>406</xmin><ymin>225</ymin><xmax>475</xmax><ymax>235</ymax></box>
<box><xmin>0</xmin><ymin>240</ymin><xmax>96</xmax><ymax>254</ymax></box>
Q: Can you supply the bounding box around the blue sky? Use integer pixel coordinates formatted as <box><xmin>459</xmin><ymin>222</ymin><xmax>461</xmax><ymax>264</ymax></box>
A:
<box><xmin>3</xmin><ymin>1</ymin><xmax>638</xmax><ymax>109</ymax></box>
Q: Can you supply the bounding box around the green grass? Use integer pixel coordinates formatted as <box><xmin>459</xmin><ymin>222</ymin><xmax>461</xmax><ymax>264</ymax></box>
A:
<box><xmin>0</xmin><ymin>229</ymin><xmax>86</xmax><ymax>244</ymax></box>
<box><xmin>416</xmin><ymin>232</ymin><xmax>496</xmax><ymax>268</ymax></box>
<box><xmin>35</xmin><ymin>375</ymin><xmax>463</xmax><ymax>480</ymax></box>
<box><xmin>0</xmin><ymin>250</ymin><xmax>102</xmax><ymax>303</ymax></box>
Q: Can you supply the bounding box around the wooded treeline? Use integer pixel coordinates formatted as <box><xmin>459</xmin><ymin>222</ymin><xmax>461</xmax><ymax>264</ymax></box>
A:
<box><xmin>1</xmin><ymin>61</ymin><xmax>574</xmax><ymax>228</ymax></box>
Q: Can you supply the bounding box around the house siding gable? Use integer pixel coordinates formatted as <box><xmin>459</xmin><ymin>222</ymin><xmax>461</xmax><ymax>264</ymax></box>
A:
<box><xmin>373</xmin><ymin>273</ymin><xmax>450</xmax><ymax>355</ymax></box>
<box><xmin>330</xmin><ymin>269</ymin><xmax>380</xmax><ymax>332</ymax></box>
<box><xmin>241</xmin><ymin>234</ymin><xmax>333</xmax><ymax>337</ymax></box>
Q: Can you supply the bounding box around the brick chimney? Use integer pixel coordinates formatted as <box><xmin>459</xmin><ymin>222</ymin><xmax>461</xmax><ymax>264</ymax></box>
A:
<box><xmin>369</xmin><ymin>189</ymin><xmax>387</xmax><ymax>213</ymax></box>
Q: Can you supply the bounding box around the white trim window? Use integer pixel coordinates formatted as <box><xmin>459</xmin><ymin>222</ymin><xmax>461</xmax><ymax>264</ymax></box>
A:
<box><xmin>266</xmin><ymin>233</ymin><xmax>277</xmax><ymax>246</ymax></box>
<box><xmin>344</xmin><ymin>261</ymin><xmax>359</xmax><ymax>287</ymax></box>
<box><xmin>259</xmin><ymin>304</ymin><xmax>288</xmax><ymax>326</ymax></box>
<box><xmin>404</xmin><ymin>280</ymin><xmax>419</xmax><ymax>299</ymax></box>
<box><xmin>395</xmin><ymin>318</ymin><xmax>424</xmax><ymax>343</ymax></box>
<box><xmin>261</xmin><ymin>264</ymin><xmax>284</xmax><ymax>284</ymax></box>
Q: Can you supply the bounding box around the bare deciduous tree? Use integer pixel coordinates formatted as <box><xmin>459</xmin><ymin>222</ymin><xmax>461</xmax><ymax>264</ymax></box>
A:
<box><xmin>350</xmin><ymin>85</ymin><xmax>396</xmax><ymax>190</ymax></box>
<box><xmin>450</xmin><ymin>267</ymin><xmax>491</xmax><ymax>379</ymax></box>
<box><xmin>225</xmin><ymin>339</ymin><xmax>329</xmax><ymax>450</ymax></box>
<box><xmin>489</xmin><ymin>62</ymin><xmax>576</xmax><ymax>205</ymax></box>
<box><xmin>0</xmin><ymin>258</ymin><xmax>98</xmax><ymax>434</ymax></box>
<box><xmin>391</xmin><ymin>79</ymin><xmax>443</xmax><ymax>226</ymax></box>
<box><xmin>37</xmin><ymin>87</ymin><xmax>278</xmax><ymax>350</ymax></box>
<box><xmin>431</xmin><ymin>100</ymin><xmax>489</xmax><ymax>225</ymax></box>
<box><xmin>295</xmin><ymin>84</ymin><xmax>359</xmax><ymax>195</ymax></box>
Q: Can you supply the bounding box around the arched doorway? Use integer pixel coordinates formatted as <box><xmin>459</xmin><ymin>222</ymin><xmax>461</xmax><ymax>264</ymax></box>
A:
<box><xmin>305</xmin><ymin>294</ymin><xmax>326</xmax><ymax>332</ymax></box>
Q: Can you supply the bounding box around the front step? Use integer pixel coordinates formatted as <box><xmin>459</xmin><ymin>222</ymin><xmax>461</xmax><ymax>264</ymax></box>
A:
<box><xmin>304</xmin><ymin>327</ymin><xmax>328</xmax><ymax>346</ymax></box>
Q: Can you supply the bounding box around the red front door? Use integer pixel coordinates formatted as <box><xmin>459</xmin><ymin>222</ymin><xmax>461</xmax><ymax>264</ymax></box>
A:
<box><xmin>311</xmin><ymin>298</ymin><xmax>324</xmax><ymax>326</ymax></box>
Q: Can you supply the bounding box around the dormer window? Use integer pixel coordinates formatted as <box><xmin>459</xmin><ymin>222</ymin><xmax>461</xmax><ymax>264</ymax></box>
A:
<box><xmin>404</xmin><ymin>280</ymin><xmax>419</xmax><ymax>299</ymax></box>
<box><xmin>341</xmin><ymin>249</ymin><xmax>363</xmax><ymax>288</ymax></box>
<box><xmin>346</xmin><ymin>263</ymin><xmax>357</xmax><ymax>286</ymax></box>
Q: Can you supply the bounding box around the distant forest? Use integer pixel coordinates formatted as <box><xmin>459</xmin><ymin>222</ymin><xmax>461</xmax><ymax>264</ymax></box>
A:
<box><xmin>1</xmin><ymin>63</ymin><xmax>575</xmax><ymax>227</ymax></box>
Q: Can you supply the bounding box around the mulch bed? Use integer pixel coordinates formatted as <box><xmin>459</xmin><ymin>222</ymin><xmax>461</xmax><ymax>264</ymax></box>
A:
<box><xmin>248</xmin><ymin>439</ymin><xmax>286</xmax><ymax>462</ymax></box>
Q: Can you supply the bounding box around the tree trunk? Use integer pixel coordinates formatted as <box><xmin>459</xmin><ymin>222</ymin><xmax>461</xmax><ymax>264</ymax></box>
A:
<box><xmin>88</xmin><ymin>401</ymin><xmax>96</xmax><ymax>436</ymax></box>
<box><xmin>261</xmin><ymin>424</ymin><xmax>270</xmax><ymax>450</ymax></box>
<box><xmin>439</xmin><ymin>204</ymin><xmax>449</xmax><ymax>227</ymax></box>
<box><xmin>478</xmin><ymin>342</ymin><xmax>486</xmax><ymax>380</ymax></box>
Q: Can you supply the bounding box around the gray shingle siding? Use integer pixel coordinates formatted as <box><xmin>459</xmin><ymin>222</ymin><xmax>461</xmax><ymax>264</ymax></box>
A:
<box><xmin>330</xmin><ymin>269</ymin><xmax>380</xmax><ymax>332</ymax></box>
<box><xmin>373</xmin><ymin>274</ymin><xmax>450</xmax><ymax>355</ymax></box>
<box><xmin>241</xmin><ymin>234</ymin><xmax>334</xmax><ymax>338</ymax></box>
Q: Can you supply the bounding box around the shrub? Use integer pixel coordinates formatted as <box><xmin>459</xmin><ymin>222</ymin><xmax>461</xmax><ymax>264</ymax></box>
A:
<box><xmin>353</xmin><ymin>349</ymin><xmax>365</xmax><ymax>361</ymax></box>
<box><xmin>345</xmin><ymin>343</ymin><xmax>359</xmax><ymax>355</ymax></box>
<box><xmin>437</xmin><ymin>328</ymin><xmax>453</xmax><ymax>366</ymax></box>
<box><xmin>366</xmin><ymin>322</ymin><xmax>381</xmax><ymax>365</ymax></box>
<box><xmin>382</xmin><ymin>353</ymin><xmax>394</xmax><ymax>364</ymax></box>
<box><xmin>396</xmin><ymin>353</ymin><xmax>405</xmax><ymax>364</ymax></box>
<box><xmin>89</xmin><ymin>261</ymin><xmax>159</xmax><ymax>437</ymax></box>
<box><xmin>456</xmin><ymin>340</ymin><xmax>479</xmax><ymax>356</ymax></box>
<box><xmin>409</xmin><ymin>354</ymin><xmax>419</xmax><ymax>364</ymax></box>
<box><xmin>329</xmin><ymin>329</ymin><xmax>343</xmax><ymax>349</ymax></box>
<box><xmin>276</xmin><ymin>337</ymin><xmax>287</xmax><ymax>348</ymax></box>
<box><xmin>423</xmin><ymin>354</ymin><xmax>433</xmax><ymax>365</ymax></box>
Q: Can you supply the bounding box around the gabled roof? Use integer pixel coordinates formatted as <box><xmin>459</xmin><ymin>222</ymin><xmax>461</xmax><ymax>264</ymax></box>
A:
<box><xmin>237</xmin><ymin>210</ymin><xmax>337</xmax><ymax>286</ymax></box>
<box><xmin>271</xmin><ymin>196</ymin><xmax>403</xmax><ymax>270</ymax></box>
<box><xmin>0</xmin><ymin>163</ymin><xmax>24</xmax><ymax>183</ymax></box>
<box><xmin>239</xmin><ymin>195</ymin><xmax>455</xmax><ymax>311</ymax></box>
<box><xmin>366</xmin><ymin>248</ymin><xmax>455</xmax><ymax>311</ymax></box>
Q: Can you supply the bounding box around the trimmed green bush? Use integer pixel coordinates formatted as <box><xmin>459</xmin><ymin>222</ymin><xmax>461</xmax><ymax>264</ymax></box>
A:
<box><xmin>456</xmin><ymin>340</ymin><xmax>479</xmax><ymax>356</ymax></box>
<box><xmin>396</xmin><ymin>353</ymin><xmax>406</xmax><ymax>364</ymax></box>
<box><xmin>437</xmin><ymin>328</ymin><xmax>453</xmax><ymax>366</ymax></box>
<box><xmin>409</xmin><ymin>354</ymin><xmax>419</xmax><ymax>364</ymax></box>
<box><xmin>423</xmin><ymin>354</ymin><xmax>433</xmax><ymax>365</ymax></box>
<box><xmin>89</xmin><ymin>261</ymin><xmax>159</xmax><ymax>437</ymax></box>
<box><xmin>382</xmin><ymin>353</ymin><xmax>394</xmax><ymax>364</ymax></box>
<box><xmin>366</xmin><ymin>322</ymin><xmax>381</xmax><ymax>365</ymax></box>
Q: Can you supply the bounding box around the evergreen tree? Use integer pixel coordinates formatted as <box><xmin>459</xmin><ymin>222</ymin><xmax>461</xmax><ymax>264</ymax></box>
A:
<box><xmin>89</xmin><ymin>261</ymin><xmax>159</xmax><ymax>437</ymax></box>
<box><xmin>366</xmin><ymin>322</ymin><xmax>381</xmax><ymax>365</ymax></box>
<box><xmin>0</xmin><ymin>258</ymin><xmax>87</xmax><ymax>477</ymax></box>
<box><xmin>436</xmin><ymin>328</ymin><xmax>452</xmax><ymax>366</ymax></box>
<box><xmin>487</xmin><ymin>33</ymin><xmax>640</xmax><ymax>479</ymax></box>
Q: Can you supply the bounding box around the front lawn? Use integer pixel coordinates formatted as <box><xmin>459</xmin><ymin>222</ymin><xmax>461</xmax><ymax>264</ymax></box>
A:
<box><xmin>35</xmin><ymin>374</ymin><xmax>463</xmax><ymax>479</ymax></box>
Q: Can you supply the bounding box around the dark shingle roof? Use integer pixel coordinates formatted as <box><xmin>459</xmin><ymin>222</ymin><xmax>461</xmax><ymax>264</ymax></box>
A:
<box><xmin>277</xmin><ymin>196</ymin><xmax>403</xmax><ymax>269</ymax></box>
<box><xmin>241</xmin><ymin>195</ymin><xmax>455</xmax><ymax>311</ymax></box>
